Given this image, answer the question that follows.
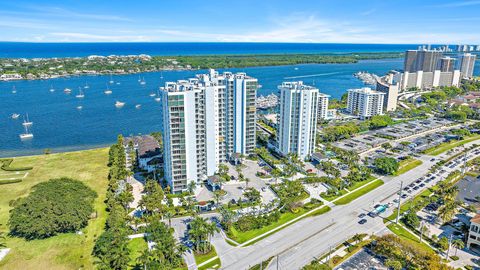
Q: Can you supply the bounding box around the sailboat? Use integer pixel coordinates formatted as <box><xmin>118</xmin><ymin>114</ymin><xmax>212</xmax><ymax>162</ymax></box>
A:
<box><xmin>19</xmin><ymin>125</ymin><xmax>33</xmax><ymax>140</ymax></box>
<box><xmin>64</xmin><ymin>88</ymin><xmax>72</xmax><ymax>94</ymax></box>
<box><xmin>149</xmin><ymin>92</ymin><xmax>156</xmax><ymax>97</ymax></box>
<box><xmin>109</xmin><ymin>74</ymin><xmax>114</xmax><ymax>84</ymax></box>
<box><xmin>11</xmin><ymin>113</ymin><xmax>20</xmax><ymax>119</ymax></box>
<box><xmin>140</xmin><ymin>77</ymin><xmax>146</xmax><ymax>85</ymax></box>
<box><xmin>49</xmin><ymin>85</ymin><xmax>55</xmax><ymax>92</ymax></box>
<box><xmin>154</xmin><ymin>89</ymin><xmax>161</xmax><ymax>102</ymax></box>
<box><xmin>76</xmin><ymin>88</ymin><xmax>85</xmax><ymax>98</ymax></box>
<box><xmin>160</xmin><ymin>72</ymin><xmax>164</xmax><ymax>79</ymax></box>
<box><xmin>104</xmin><ymin>84</ymin><xmax>112</xmax><ymax>95</ymax></box>
<box><xmin>84</xmin><ymin>82</ymin><xmax>90</xmax><ymax>89</ymax></box>
<box><xmin>135</xmin><ymin>104</ymin><xmax>142</xmax><ymax>109</ymax></box>
<box><xmin>115</xmin><ymin>101</ymin><xmax>125</xmax><ymax>108</ymax></box>
<box><xmin>11</xmin><ymin>86</ymin><xmax>17</xmax><ymax>94</ymax></box>
<box><xmin>22</xmin><ymin>113</ymin><xmax>33</xmax><ymax>127</ymax></box>
<box><xmin>137</xmin><ymin>76</ymin><xmax>141</xmax><ymax>82</ymax></box>
<box><xmin>76</xmin><ymin>106</ymin><xmax>83</xmax><ymax>110</ymax></box>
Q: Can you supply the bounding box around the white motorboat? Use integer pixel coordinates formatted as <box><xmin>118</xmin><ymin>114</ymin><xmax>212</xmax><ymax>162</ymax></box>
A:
<box><xmin>11</xmin><ymin>113</ymin><xmax>20</xmax><ymax>119</ymax></box>
<box><xmin>115</xmin><ymin>101</ymin><xmax>125</xmax><ymax>108</ymax></box>
<box><xmin>11</xmin><ymin>86</ymin><xmax>16</xmax><ymax>94</ymax></box>
<box><xmin>64</xmin><ymin>88</ymin><xmax>72</xmax><ymax>94</ymax></box>
<box><xmin>77</xmin><ymin>106</ymin><xmax>83</xmax><ymax>110</ymax></box>
<box><xmin>135</xmin><ymin>104</ymin><xmax>141</xmax><ymax>109</ymax></box>
<box><xmin>49</xmin><ymin>85</ymin><xmax>55</xmax><ymax>92</ymax></box>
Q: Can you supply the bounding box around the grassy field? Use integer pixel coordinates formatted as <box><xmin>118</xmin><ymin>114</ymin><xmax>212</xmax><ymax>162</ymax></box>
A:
<box><xmin>0</xmin><ymin>148</ymin><xmax>110</xmax><ymax>270</ymax></box>
<box><xmin>334</xmin><ymin>179</ymin><xmax>384</xmax><ymax>205</ymax></box>
<box><xmin>229</xmin><ymin>208</ymin><xmax>307</xmax><ymax>244</ymax></box>
<box><xmin>127</xmin><ymin>237</ymin><xmax>148</xmax><ymax>269</ymax></box>
<box><xmin>386</xmin><ymin>223</ymin><xmax>432</xmax><ymax>251</ymax></box>
<box><xmin>395</xmin><ymin>159</ymin><xmax>423</xmax><ymax>176</ymax></box>
<box><xmin>194</xmin><ymin>246</ymin><xmax>218</xmax><ymax>266</ymax></box>
<box><xmin>424</xmin><ymin>135</ymin><xmax>480</xmax><ymax>156</ymax></box>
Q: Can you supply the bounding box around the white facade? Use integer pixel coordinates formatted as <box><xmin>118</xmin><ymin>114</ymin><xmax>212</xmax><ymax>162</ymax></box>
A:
<box><xmin>400</xmin><ymin>70</ymin><xmax>461</xmax><ymax>90</ymax></box>
<box><xmin>160</xmin><ymin>69</ymin><xmax>257</xmax><ymax>193</ymax></box>
<box><xmin>457</xmin><ymin>53</ymin><xmax>477</xmax><ymax>78</ymax></box>
<box><xmin>277</xmin><ymin>81</ymin><xmax>319</xmax><ymax>160</ymax></box>
<box><xmin>347</xmin><ymin>87</ymin><xmax>385</xmax><ymax>119</ymax></box>
<box><xmin>317</xmin><ymin>93</ymin><xmax>330</xmax><ymax>120</ymax></box>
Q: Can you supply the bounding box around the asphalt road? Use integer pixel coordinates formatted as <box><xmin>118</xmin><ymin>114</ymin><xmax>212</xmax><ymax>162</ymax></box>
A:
<box><xmin>217</xmin><ymin>142</ymin><xmax>480</xmax><ymax>270</ymax></box>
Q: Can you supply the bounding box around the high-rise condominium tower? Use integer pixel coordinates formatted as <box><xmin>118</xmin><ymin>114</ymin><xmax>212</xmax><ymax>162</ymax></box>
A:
<box><xmin>160</xmin><ymin>69</ymin><xmax>257</xmax><ymax>193</ymax></box>
<box><xmin>277</xmin><ymin>81</ymin><xmax>319</xmax><ymax>160</ymax></box>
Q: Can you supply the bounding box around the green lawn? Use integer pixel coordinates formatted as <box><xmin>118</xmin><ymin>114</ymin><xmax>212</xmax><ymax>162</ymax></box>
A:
<box><xmin>198</xmin><ymin>257</ymin><xmax>221</xmax><ymax>270</ymax></box>
<box><xmin>395</xmin><ymin>159</ymin><xmax>423</xmax><ymax>176</ymax></box>
<box><xmin>127</xmin><ymin>237</ymin><xmax>148</xmax><ymax>269</ymax></box>
<box><xmin>194</xmin><ymin>246</ymin><xmax>218</xmax><ymax>266</ymax></box>
<box><xmin>228</xmin><ymin>208</ymin><xmax>307</xmax><ymax>244</ymax></box>
<box><xmin>386</xmin><ymin>223</ymin><xmax>432</xmax><ymax>251</ymax></box>
<box><xmin>0</xmin><ymin>148</ymin><xmax>110</xmax><ymax>270</ymax></box>
<box><xmin>306</xmin><ymin>206</ymin><xmax>332</xmax><ymax>217</ymax></box>
<box><xmin>334</xmin><ymin>179</ymin><xmax>384</xmax><ymax>205</ymax></box>
<box><xmin>424</xmin><ymin>135</ymin><xmax>480</xmax><ymax>156</ymax></box>
<box><xmin>348</xmin><ymin>176</ymin><xmax>376</xmax><ymax>190</ymax></box>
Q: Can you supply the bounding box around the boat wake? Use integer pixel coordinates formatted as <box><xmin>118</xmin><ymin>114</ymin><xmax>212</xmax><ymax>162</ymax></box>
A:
<box><xmin>283</xmin><ymin>72</ymin><xmax>342</xmax><ymax>79</ymax></box>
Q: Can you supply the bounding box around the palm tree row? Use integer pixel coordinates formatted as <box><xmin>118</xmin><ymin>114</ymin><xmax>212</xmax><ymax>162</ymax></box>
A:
<box><xmin>188</xmin><ymin>217</ymin><xmax>219</xmax><ymax>254</ymax></box>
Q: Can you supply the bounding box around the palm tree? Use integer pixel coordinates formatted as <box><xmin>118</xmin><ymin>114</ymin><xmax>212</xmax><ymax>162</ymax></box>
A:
<box><xmin>187</xmin><ymin>181</ymin><xmax>196</xmax><ymax>194</ymax></box>
<box><xmin>189</xmin><ymin>217</ymin><xmax>219</xmax><ymax>254</ymax></box>
<box><xmin>0</xmin><ymin>232</ymin><xmax>6</xmax><ymax>248</ymax></box>
<box><xmin>164</xmin><ymin>210</ymin><xmax>174</xmax><ymax>228</ymax></box>
<box><xmin>213</xmin><ymin>191</ymin><xmax>221</xmax><ymax>206</ymax></box>
<box><xmin>438</xmin><ymin>201</ymin><xmax>458</xmax><ymax>223</ymax></box>
<box><xmin>245</xmin><ymin>177</ymin><xmax>250</xmax><ymax>189</ymax></box>
<box><xmin>352</xmin><ymin>233</ymin><xmax>362</xmax><ymax>245</ymax></box>
<box><xmin>452</xmin><ymin>239</ymin><xmax>465</xmax><ymax>256</ymax></box>
<box><xmin>137</xmin><ymin>248</ymin><xmax>153</xmax><ymax>270</ymax></box>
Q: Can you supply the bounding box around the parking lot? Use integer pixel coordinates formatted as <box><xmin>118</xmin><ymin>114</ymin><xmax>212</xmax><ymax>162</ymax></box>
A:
<box><xmin>334</xmin><ymin>248</ymin><xmax>386</xmax><ymax>270</ymax></box>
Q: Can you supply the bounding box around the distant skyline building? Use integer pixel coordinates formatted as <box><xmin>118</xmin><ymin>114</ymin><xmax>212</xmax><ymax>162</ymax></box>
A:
<box><xmin>457</xmin><ymin>53</ymin><xmax>477</xmax><ymax>78</ymax></box>
<box><xmin>346</xmin><ymin>87</ymin><xmax>385</xmax><ymax>119</ymax></box>
<box><xmin>277</xmin><ymin>81</ymin><xmax>319</xmax><ymax>160</ymax></box>
<box><xmin>160</xmin><ymin>69</ymin><xmax>257</xmax><ymax>193</ymax></box>
<box><xmin>439</xmin><ymin>56</ymin><xmax>456</xmax><ymax>72</ymax></box>
<box><xmin>376</xmin><ymin>73</ymin><xmax>399</xmax><ymax>112</ymax></box>
<box><xmin>404</xmin><ymin>49</ymin><xmax>443</xmax><ymax>73</ymax></box>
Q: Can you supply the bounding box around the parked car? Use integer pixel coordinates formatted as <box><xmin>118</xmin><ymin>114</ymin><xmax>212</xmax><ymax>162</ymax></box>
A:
<box><xmin>359</xmin><ymin>219</ymin><xmax>367</xmax><ymax>224</ymax></box>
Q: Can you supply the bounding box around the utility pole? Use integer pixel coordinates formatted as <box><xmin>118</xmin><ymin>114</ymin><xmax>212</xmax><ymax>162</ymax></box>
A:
<box><xmin>396</xmin><ymin>181</ymin><xmax>403</xmax><ymax>224</ymax></box>
<box><xmin>276</xmin><ymin>255</ymin><xmax>279</xmax><ymax>270</ymax></box>
<box><xmin>462</xmin><ymin>146</ymin><xmax>468</xmax><ymax>175</ymax></box>
<box><xmin>419</xmin><ymin>221</ymin><xmax>424</xmax><ymax>243</ymax></box>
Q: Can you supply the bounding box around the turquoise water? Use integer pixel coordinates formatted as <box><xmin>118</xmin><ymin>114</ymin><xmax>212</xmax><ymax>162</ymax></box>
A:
<box><xmin>1</xmin><ymin>58</ymin><xmax>478</xmax><ymax>157</ymax></box>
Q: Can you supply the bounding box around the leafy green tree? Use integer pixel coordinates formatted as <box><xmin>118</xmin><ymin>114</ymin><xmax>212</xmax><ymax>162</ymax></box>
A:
<box><xmin>93</xmin><ymin>227</ymin><xmax>130</xmax><ymax>270</ymax></box>
<box><xmin>402</xmin><ymin>211</ymin><xmax>420</xmax><ymax>228</ymax></box>
<box><xmin>218</xmin><ymin>163</ymin><xmax>229</xmax><ymax>175</ymax></box>
<box><xmin>9</xmin><ymin>178</ymin><xmax>97</xmax><ymax>239</ymax></box>
<box><xmin>243</xmin><ymin>188</ymin><xmax>261</xmax><ymax>203</ymax></box>
<box><xmin>144</xmin><ymin>217</ymin><xmax>186</xmax><ymax>267</ymax></box>
<box><xmin>373</xmin><ymin>157</ymin><xmax>399</xmax><ymax>175</ymax></box>
<box><xmin>139</xmin><ymin>179</ymin><xmax>165</xmax><ymax>217</ymax></box>
<box><xmin>385</xmin><ymin>259</ymin><xmax>403</xmax><ymax>270</ymax></box>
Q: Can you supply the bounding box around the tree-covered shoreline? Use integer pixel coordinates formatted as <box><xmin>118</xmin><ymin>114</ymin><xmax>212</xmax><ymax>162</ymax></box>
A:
<box><xmin>0</xmin><ymin>52</ymin><xmax>404</xmax><ymax>81</ymax></box>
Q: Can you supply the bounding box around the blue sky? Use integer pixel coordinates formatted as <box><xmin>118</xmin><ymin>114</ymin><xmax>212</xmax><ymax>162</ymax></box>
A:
<box><xmin>0</xmin><ymin>0</ymin><xmax>479</xmax><ymax>43</ymax></box>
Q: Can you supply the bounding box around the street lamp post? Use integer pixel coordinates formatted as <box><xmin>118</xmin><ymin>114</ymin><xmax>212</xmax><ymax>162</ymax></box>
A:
<box><xmin>396</xmin><ymin>181</ymin><xmax>403</xmax><ymax>224</ymax></box>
